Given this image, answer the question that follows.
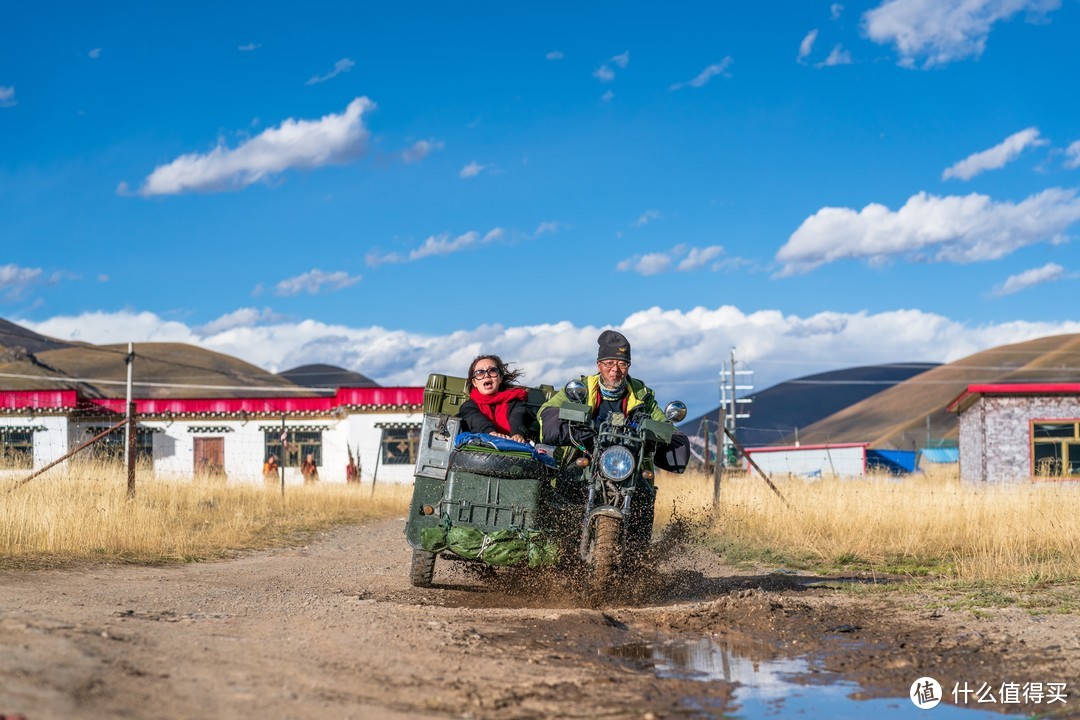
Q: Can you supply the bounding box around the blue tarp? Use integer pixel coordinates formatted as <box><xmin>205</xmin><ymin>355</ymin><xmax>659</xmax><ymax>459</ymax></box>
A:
<box><xmin>866</xmin><ymin>449</ymin><xmax>918</xmax><ymax>474</ymax></box>
<box><xmin>920</xmin><ymin>447</ymin><xmax>959</xmax><ymax>463</ymax></box>
<box><xmin>454</xmin><ymin>432</ymin><xmax>559</xmax><ymax>469</ymax></box>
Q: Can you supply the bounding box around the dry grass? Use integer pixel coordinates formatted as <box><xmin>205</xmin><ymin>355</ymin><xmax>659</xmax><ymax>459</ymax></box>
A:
<box><xmin>1</xmin><ymin>462</ymin><xmax>410</xmax><ymax>568</ymax></box>
<box><xmin>655</xmin><ymin>467</ymin><xmax>1080</xmax><ymax>585</ymax></box>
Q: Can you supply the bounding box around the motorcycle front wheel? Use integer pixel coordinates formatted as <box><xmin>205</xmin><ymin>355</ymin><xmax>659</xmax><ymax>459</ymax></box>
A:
<box><xmin>590</xmin><ymin>514</ymin><xmax>620</xmax><ymax>595</ymax></box>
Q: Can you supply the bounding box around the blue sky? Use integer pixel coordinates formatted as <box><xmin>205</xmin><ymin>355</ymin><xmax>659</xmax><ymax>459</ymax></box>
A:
<box><xmin>2</xmin><ymin>1</ymin><xmax>1080</xmax><ymax>405</ymax></box>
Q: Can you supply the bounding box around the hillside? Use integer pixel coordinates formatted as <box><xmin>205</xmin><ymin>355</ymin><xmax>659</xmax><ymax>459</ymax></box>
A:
<box><xmin>797</xmin><ymin>333</ymin><xmax>1080</xmax><ymax>449</ymax></box>
<box><xmin>679</xmin><ymin>363</ymin><xmax>938</xmax><ymax>448</ymax></box>
<box><xmin>278</xmin><ymin>364</ymin><xmax>379</xmax><ymax>388</ymax></box>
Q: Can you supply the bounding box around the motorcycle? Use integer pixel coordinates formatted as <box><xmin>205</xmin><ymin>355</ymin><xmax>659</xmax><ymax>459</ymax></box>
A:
<box><xmin>553</xmin><ymin>379</ymin><xmax>687</xmax><ymax>592</ymax></box>
<box><xmin>403</xmin><ymin>373</ymin><xmax>687</xmax><ymax>597</ymax></box>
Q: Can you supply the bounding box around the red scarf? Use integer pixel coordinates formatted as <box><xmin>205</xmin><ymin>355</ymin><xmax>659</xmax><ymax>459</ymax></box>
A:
<box><xmin>470</xmin><ymin>387</ymin><xmax>528</xmax><ymax>434</ymax></box>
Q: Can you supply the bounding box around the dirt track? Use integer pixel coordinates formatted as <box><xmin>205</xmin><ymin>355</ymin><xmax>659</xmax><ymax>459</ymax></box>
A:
<box><xmin>1</xmin><ymin>518</ymin><xmax>1077</xmax><ymax>719</ymax></box>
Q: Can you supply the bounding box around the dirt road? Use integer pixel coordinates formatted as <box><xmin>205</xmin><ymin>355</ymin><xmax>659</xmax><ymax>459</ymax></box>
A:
<box><xmin>1</xmin><ymin>519</ymin><xmax>1077</xmax><ymax>719</ymax></box>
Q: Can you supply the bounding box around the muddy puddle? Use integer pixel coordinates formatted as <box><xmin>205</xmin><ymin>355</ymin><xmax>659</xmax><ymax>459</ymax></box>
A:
<box><xmin>603</xmin><ymin>635</ymin><xmax>1025</xmax><ymax>718</ymax></box>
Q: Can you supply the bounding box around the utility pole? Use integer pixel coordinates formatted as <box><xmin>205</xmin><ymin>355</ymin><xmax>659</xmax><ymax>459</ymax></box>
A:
<box><xmin>702</xmin><ymin>418</ymin><xmax>710</xmax><ymax>474</ymax></box>
<box><xmin>125</xmin><ymin>342</ymin><xmax>136</xmax><ymax>498</ymax></box>
<box><xmin>729</xmin><ymin>347</ymin><xmax>737</xmax><ymax>443</ymax></box>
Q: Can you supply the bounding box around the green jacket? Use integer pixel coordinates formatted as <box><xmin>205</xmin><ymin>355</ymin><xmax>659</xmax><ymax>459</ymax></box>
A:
<box><xmin>538</xmin><ymin>374</ymin><xmax>669</xmax><ymax>446</ymax></box>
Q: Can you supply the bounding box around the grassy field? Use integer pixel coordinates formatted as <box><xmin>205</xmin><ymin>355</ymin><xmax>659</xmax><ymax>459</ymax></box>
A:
<box><xmin>0</xmin><ymin>462</ymin><xmax>411</xmax><ymax>569</ymax></box>
<box><xmin>656</xmin><ymin>467</ymin><xmax>1080</xmax><ymax>589</ymax></box>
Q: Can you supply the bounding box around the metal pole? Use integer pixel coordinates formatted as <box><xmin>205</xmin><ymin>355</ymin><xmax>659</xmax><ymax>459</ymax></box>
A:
<box><xmin>729</xmin><ymin>348</ymin><xmax>737</xmax><ymax>443</ymax></box>
<box><xmin>125</xmin><ymin>342</ymin><xmax>134</xmax><ymax>459</ymax></box>
<box><xmin>127</xmin><ymin>401</ymin><xmax>136</xmax><ymax>498</ymax></box>
<box><xmin>713</xmin><ymin>407</ymin><xmax>725</xmax><ymax>507</ymax></box>
<box><xmin>702</xmin><ymin>418</ymin><xmax>710</xmax><ymax>475</ymax></box>
<box><xmin>280</xmin><ymin>415</ymin><xmax>286</xmax><ymax>499</ymax></box>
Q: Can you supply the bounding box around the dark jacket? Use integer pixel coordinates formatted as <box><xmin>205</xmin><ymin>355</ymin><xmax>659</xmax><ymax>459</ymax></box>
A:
<box><xmin>458</xmin><ymin>397</ymin><xmax>534</xmax><ymax>439</ymax></box>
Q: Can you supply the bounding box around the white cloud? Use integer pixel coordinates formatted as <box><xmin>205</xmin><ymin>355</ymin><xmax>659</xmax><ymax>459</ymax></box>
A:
<box><xmin>991</xmin><ymin>262</ymin><xmax>1069</xmax><ymax>296</ymax></box>
<box><xmin>546</xmin><ymin>51</ymin><xmax>564</xmax><ymax>60</ymax></box>
<box><xmin>306</xmin><ymin>58</ymin><xmax>355</xmax><ymax>85</ymax></box>
<box><xmin>863</xmin><ymin>0</ymin><xmax>1061</xmax><ymax>69</ymax></box>
<box><xmin>594</xmin><ymin>65</ymin><xmax>615</xmax><ymax>82</ymax></box>
<box><xmin>594</xmin><ymin>51</ymin><xmax>630</xmax><ymax>83</ymax></box>
<box><xmin>816</xmin><ymin>44</ymin><xmax>853</xmax><ymax>67</ymax></box>
<box><xmin>459</xmin><ymin>161</ymin><xmax>488</xmax><ymax>178</ymax></box>
<box><xmin>89</xmin><ymin>48</ymin><xmax>102</xmax><ymax>59</ymax></box>
<box><xmin>0</xmin><ymin>264</ymin><xmax>43</xmax><ymax>300</ymax></box>
<box><xmin>401</xmin><ymin>139</ymin><xmax>443</xmax><ymax>164</ymax></box>
<box><xmin>776</xmin><ymin>188</ymin><xmax>1080</xmax><ymax>275</ymax></box>
<box><xmin>366</xmin><ymin>228</ymin><xmax>504</xmax><ymax>266</ymax></box>
<box><xmin>534</xmin><ymin>221</ymin><xmax>560</xmax><ymax>237</ymax></box>
<box><xmin>633</xmin><ymin>210</ymin><xmax>661</xmax><ymax>228</ymax></box>
<box><xmin>19</xmin><ymin>306</ymin><xmax>1080</xmax><ymax>407</ymax></box>
<box><xmin>831</xmin><ymin>3</ymin><xmax>845</xmax><ymax>19</ymax></box>
<box><xmin>943</xmin><ymin>127</ymin><xmax>1046</xmax><ymax>180</ymax></box>
<box><xmin>798</xmin><ymin>29</ymin><xmax>819</xmax><ymax>63</ymax></box>
<box><xmin>670</xmin><ymin>57</ymin><xmax>733</xmax><ymax>90</ymax></box>
<box><xmin>617</xmin><ymin>244</ymin><xmax>726</xmax><ymax>275</ymax></box>
<box><xmin>200</xmin><ymin>307</ymin><xmax>283</xmax><ymax>334</ymax></box>
<box><xmin>129</xmin><ymin>97</ymin><xmax>373</xmax><ymax>196</ymax></box>
<box><xmin>273</xmin><ymin>269</ymin><xmax>361</xmax><ymax>296</ymax></box>
<box><xmin>601</xmin><ymin>90</ymin><xmax>615</xmax><ymax>103</ymax></box>
<box><xmin>610</xmin><ymin>51</ymin><xmax>630</xmax><ymax>69</ymax></box>
<box><xmin>0</xmin><ymin>86</ymin><xmax>15</xmax><ymax>108</ymax></box>
<box><xmin>239</xmin><ymin>42</ymin><xmax>261</xmax><ymax>52</ymax></box>
<box><xmin>1063</xmin><ymin>140</ymin><xmax>1080</xmax><ymax>170</ymax></box>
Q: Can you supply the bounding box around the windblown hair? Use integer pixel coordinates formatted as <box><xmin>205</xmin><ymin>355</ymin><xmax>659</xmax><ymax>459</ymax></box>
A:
<box><xmin>467</xmin><ymin>354</ymin><xmax>525</xmax><ymax>390</ymax></box>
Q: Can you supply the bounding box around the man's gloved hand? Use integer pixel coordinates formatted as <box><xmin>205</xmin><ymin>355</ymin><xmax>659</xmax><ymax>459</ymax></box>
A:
<box><xmin>567</xmin><ymin>424</ymin><xmax>595</xmax><ymax>447</ymax></box>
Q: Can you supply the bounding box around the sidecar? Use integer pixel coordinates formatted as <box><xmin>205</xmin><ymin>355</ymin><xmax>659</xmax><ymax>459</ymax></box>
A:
<box><xmin>404</xmin><ymin>373</ymin><xmax>563</xmax><ymax>587</ymax></box>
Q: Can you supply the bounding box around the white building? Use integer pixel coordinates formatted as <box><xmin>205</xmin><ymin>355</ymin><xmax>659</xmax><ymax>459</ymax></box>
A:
<box><xmin>743</xmin><ymin>442</ymin><xmax>868</xmax><ymax>479</ymax></box>
<box><xmin>0</xmin><ymin>387</ymin><xmax>424</xmax><ymax>485</ymax></box>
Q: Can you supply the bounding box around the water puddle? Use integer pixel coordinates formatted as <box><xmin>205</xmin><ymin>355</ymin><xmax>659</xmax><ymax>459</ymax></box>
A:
<box><xmin>604</xmin><ymin>636</ymin><xmax>1024</xmax><ymax>718</ymax></box>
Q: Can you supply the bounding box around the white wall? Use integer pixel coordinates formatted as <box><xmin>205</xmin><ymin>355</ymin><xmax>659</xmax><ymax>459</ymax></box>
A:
<box><xmin>746</xmin><ymin>445</ymin><xmax>866</xmax><ymax>478</ymax></box>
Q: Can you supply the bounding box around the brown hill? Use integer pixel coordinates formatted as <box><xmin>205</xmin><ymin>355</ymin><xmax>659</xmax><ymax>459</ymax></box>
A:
<box><xmin>796</xmin><ymin>333</ymin><xmax>1080</xmax><ymax>450</ymax></box>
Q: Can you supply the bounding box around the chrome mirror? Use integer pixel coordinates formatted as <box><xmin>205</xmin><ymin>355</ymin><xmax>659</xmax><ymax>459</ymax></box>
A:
<box><xmin>664</xmin><ymin>400</ymin><xmax>687</xmax><ymax>423</ymax></box>
<box><xmin>564</xmin><ymin>379</ymin><xmax>587</xmax><ymax>404</ymax></box>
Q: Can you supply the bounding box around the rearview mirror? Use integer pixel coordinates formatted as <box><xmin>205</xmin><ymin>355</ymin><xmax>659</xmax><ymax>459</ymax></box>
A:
<box><xmin>664</xmin><ymin>400</ymin><xmax>687</xmax><ymax>423</ymax></box>
<box><xmin>564</xmin><ymin>380</ymin><xmax>587</xmax><ymax>404</ymax></box>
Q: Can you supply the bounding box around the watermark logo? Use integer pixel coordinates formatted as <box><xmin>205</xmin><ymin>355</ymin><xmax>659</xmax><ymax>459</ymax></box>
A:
<box><xmin>911</xmin><ymin>676</ymin><xmax>943</xmax><ymax>709</ymax></box>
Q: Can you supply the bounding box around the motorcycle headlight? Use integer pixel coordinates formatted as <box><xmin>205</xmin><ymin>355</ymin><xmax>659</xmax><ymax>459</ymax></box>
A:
<box><xmin>599</xmin><ymin>446</ymin><xmax>635</xmax><ymax>481</ymax></box>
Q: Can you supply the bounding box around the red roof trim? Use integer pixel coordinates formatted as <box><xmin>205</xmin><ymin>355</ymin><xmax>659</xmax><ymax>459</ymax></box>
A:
<box><xmin>947</xmin><ymin>383</ymin><xmax>1080</xmax><ymax>414</ymax></box>
<box><xmin>0</xmin><ymin>386</ymin><xmax>424</xmax><ymax>414</ymax></box>
<box><xmin>745</xmin><ymin>442</ymin><xmax>869</xmax><ymax>454</ymax></box>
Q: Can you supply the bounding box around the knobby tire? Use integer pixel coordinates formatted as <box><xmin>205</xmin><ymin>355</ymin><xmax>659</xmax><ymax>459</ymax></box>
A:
<box><xmin>410</xmin><ymin>548</ymin><xmax>436</xmax><ymax>587</ymax></box>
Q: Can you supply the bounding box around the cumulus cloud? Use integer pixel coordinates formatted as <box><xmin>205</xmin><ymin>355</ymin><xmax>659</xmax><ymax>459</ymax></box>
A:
<box><xmin>273</xmin><ymin>269</ymin><xmax>361</xmax><ymax>296</ymax></box>
<box><xmin>600</xmin><ymin>90</ymin><xmax>615</xmax><ymax>103</ymax></box>
<box><xmin>594</xmin><ymin>65</ymin><xmax>616</xmax><ymax>82</ymax></box>
<box><xmin>401</xmin><ymin>139</ymin><xmax>443</xmax><ymax>164</ymax></box>
<box><xmin>0</xmin><ymin>264</ymin><xmax>43</xmax><ymax>300</ymax></box>
<box><xmin>943</xmin><ymin>127</ymin><xmax>1046</xmax><ymax>180</ymax></box>
<box><xmin>594</xmin><ymin>51</ymin><xmax>630</xmax><ymax>83</ymax></box>
<box><xmin>200</xmin><ymin>307</ymin><xmax>284</xmax><ymax>334</ymax></box>
<box><xmin>991</xmin><ymin>262</ymin><xmax>1070</xmax><ymax>296</ymax></box>
<box><xmin>1063</xmin><ymin>140</ymin><xmax>1080</xmax><ymax>170</ymax></box>
<box><xmin>305</xmin><ymin>58</ymin><xmax>355</xmax><ymax>85</ymax></box>
<box><xmin>129</xmin><ymin>97</ymin><xmax>373</xmax><ymax>196</ymax></box>
<box><xmin>366</xmin><ymin>228</ymin><xmax>504</xmax><ymax>266</ymax></box>
<box><xmin>0</xmin><ymin>86</ymin><xmax>15</xmax><ymax>108</ymax></box>
<box><xmin>239</xmin><ymin>42</ymin><xmax>261</xmax><ymax>52</ymax></box>
<box><xmin>798</xmin><ymin>29</ymin><xmax>819</xmax><ymax>63</ymax></box>
<box><xmin>617</xmin><ymin>244</ymin><xmax>726</xmax><ymax>275</ymax></box>
<box><xmin>459</xmin><ymin>161</ymin><xmax>487</xmax><ymax>178</ymax></box>
<box><xmin>610</xmin><ymin>51</ymin><xmax>630</xmax><ymax>69</ymax></box>
<box><xmin>89</xmin><ymin>48</ymin><xmax>102</xmax><ymax>59</ymax></box>
<box><xmin>546</xmin><ymin>50</ymin><xmax>564</xmax><ymax>60</ymax></box>
<box><xmin>670</xmin><ymin>57</ymin><xmax>733</xmax><ymax>90</ymax></box>
<box><xmin>831</xmin><ymin>3</ymin><xmax>845</xmax><ymax>19</ymax></box>
<box><xmin>19</xmin><ymin>306</ymin><xmax>1080</xmax><ymax>407</ymax></box>
<box><xmin>816</xmin><ymin>44</ymin><xmax>853</xmax><ymax>67</ymax></box>
<box><xmin>776</xmin><ymin>188</ymin><xmax>1080</xmax><ymax>275</ymax></box>
<box><xmin>863</xmin><ymin>0</ymin><xmax>1062</xmax><ymax>69</ymax></box>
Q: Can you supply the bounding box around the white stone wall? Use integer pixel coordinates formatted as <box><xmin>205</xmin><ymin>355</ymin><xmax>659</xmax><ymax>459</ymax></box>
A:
<box><xmin>0</xmin><ymin>416</ymin><xmax>69</xmax><ymax>475</ymax></box>
<box><xmin>958</xmin><ymin>395</ymin><xmax>1080</xmax><ymax>483</ymax></box>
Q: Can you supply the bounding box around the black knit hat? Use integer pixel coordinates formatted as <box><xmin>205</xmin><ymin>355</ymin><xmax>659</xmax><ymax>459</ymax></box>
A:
<box><xmin>597</xmin><ymin>330</ymin><xmax>631</xmax><ymax>363</ymax></box>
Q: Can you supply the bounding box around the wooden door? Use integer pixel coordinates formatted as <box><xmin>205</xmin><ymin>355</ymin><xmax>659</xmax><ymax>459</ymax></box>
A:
<box><xmin>194</xmin><ymin>437</ymin><xmax>226</xmax><ymax>479</ymax></box>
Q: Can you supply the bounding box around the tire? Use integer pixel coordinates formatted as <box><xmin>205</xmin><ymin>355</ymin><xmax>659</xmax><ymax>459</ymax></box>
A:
<box><xmin>590</xmin><ymin>515</ymin><xmax>620</xmax><ymax>595</ymax></box>
<box><xmin>409</xmin><ymin>548</ymin><xmax>436</xmax><ymax>587</ymax></box>
<box><xmin>449</xmin><ymin>449</ymin><xmax>541</xmax><ymax>479</ymax></box>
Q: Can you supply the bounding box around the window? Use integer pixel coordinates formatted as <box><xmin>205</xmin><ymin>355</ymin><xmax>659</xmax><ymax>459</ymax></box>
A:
<box><xmin>1032</xmin><ymin>421</ymin><xmax>1080</xmax><ymax>478</ymax></box>
<box><xmin>0</xmin><ymin>429</ymin><xmax>34</xmax><ymax>469</ymax></box>
<box><xmin>381</xmin><ymin>426</ymin><xmax>420</xmax><ymax>465</ymax></box>
<box><xmin>265</xmin><ymin>431</ymin><xmax>322</xmax><ymax>468</ymax></box>
<box><xmin>88</xmin><ymin>428</ymin><xmax>154</xmax><ymax>464</ymax></box>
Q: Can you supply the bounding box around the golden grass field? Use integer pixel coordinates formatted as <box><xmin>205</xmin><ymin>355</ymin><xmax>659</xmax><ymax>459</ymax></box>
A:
<box><xmin>4</xmin><ymin>462</ymin><xmax>1079</xmax><ymax>592</ymax></box>
<box><xmin>657</xmin><ymin>467</ymin><xmax>1080</xmax><ymax>585</ymax></box>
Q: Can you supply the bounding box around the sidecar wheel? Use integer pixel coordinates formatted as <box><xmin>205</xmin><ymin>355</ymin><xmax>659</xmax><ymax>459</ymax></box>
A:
<box><xmin>590</xmin><ymin>515</ymin><xmax>619</xmax><ymax>594</ymax></box>
<box><xmin>450</xmin><ymin>449</ymin><xmax>541</xmax><ymax>479</ymax></box>
<box><xmin>410</xmin><ymin>548</ymin><xmax>436</xmax><ymax>587</ymax></box>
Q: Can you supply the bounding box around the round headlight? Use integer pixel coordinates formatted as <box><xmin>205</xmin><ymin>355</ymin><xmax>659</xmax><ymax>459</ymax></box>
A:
<box><xmin>599</xmin><ymin>446</ymin><xmax>635</xmax><ymax>481</ymax></box>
